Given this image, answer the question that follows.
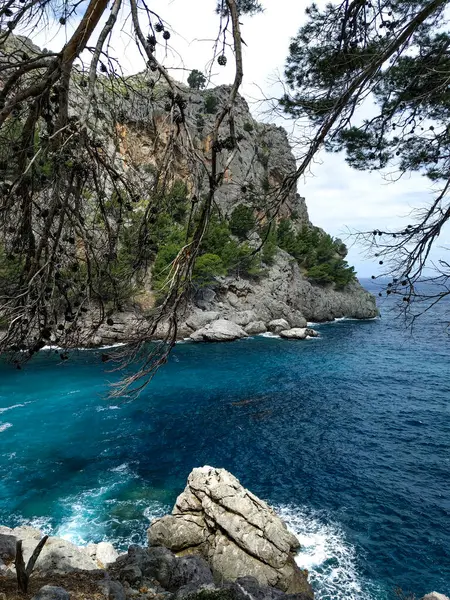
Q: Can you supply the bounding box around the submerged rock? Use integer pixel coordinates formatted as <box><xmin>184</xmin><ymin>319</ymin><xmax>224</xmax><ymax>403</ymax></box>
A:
<box><xmin>190</xmin><ymin>320</ymin><xmax>248</xmax><ymax>342</ymax></box>
<box><xmin>147</xmin><ymin>467</ymin><xmax>313</xmax><ymax>598</ymax></box>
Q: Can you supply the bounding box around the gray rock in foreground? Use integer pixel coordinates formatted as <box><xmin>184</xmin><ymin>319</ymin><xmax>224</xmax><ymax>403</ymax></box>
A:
<box><xmin>147</xmin><ymin>467</ymin><xmax>313</xmax><ymax>598</ymax></box>
<box><xmin>31</xmin><ymin>586</ymin><xmax>70</xmax><ymax>600</ymax></box>
<box><xmin>421</xmin><ymin>594</ymin><xmax>450</xmax><ymax>600</ymax></box>
<box><xmin>0</xmin><ymin>525</ymin><xmax>99</xmax><ymax>573</ymax></box>
<box><xmin>98</xmin><ymin>579</ymin><xmax>126</xmax><ymax>600</ymax></box>
<box><xmin>87</xmin><ymin>541</ymin><xmax>119</xmax><ymax>566</ymax></box>
<box><xmin>27</xmin><ymin>536</ymin><xmax>99</xmax><ymax>573</ymax></box>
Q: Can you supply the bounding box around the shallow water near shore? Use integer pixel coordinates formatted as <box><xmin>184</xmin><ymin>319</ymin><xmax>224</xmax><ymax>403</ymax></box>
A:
<box><xmin>1</xmin><ymin>279</ymin><xmax>449</xmax><ymax>600</ymax></box>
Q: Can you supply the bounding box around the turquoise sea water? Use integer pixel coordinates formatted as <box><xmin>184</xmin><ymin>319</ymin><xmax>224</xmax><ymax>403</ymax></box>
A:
<box><xmin>0</xmin><ymin>280</ymin><xmax>449</xmax><ymax>600</ymax></box>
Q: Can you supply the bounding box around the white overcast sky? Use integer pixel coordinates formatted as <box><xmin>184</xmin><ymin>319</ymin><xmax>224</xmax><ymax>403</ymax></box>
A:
<box><xmin>33</xmin><ymin>0</ymin><xmax>449</xmax><ymax>277</ymax></box>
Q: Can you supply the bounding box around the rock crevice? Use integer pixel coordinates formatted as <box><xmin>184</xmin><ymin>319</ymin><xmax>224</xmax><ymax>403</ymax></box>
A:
<box><xmin>147</xmin><ymin>467</ymin><xmax>312</xmax><ymax>598</ymax></box>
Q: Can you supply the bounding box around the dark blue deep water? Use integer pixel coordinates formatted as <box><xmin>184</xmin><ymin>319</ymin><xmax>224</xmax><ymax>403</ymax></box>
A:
<box><xmin>0</xmin><ymin>280</ymin><xmax>449</xmax><ymax>600</ymax></box>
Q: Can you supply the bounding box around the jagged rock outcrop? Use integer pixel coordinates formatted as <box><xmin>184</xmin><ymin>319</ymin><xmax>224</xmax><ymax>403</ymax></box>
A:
<box><xmin>70</xmin><ymin>80</ymin><xmax>377</xmax><ymax>345</ymax></box>
<box><xmin>147</xmin><ymin>467</ymin><xmax>313</xmax><ymax>598</ymax></box>
<box><xmin>187</xmin><ymin>250</ymin><xmax>377</xmax><ymax>327</ymax></box>
<box><xmin>115</xmin><ymin>83</ymin><xmax>378</xmax><ymax>339</ymax></box>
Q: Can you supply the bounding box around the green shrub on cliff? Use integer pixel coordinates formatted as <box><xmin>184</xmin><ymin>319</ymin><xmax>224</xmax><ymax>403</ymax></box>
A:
<box><xmin>222</xmin><ymin>241</ymin><xmax>261</xmax><ymax>277</ymax></box>
<box><xmin>152</xmin><ymin>240</ymin><xmax>184</xmax><ymax>290</ymax></box>
<box><xmin>204</xmin><ymin>94</ymin><xmax>218</xmax><ymax>114</ymax></box>
<box><xmin>308</xmin><ymin>259</ymin><xmax>355</xmax><ymax>288</ymax></box>
<box><xmin>193</xmin><ymin>254</ymin><xmax>226</xmax><ymax>286</ymax></box>
<box><xmin>229</xmin><ymin>204</ymin><xmax>255</xmax><ymax>239</ymax></box>
<box><xmin>201</xmin><ymin>217</ymin><xmax>232</xmax><ymax>256</ymax></box>
<box><xmin>275</xmin><ymin>220</ymin><xmax>355</xmax><ymax>288</ymax></box>
<box><xmin>261</xmin><ymin>226</ymin><xmax>277</xmax><ymax>265</ymax></box>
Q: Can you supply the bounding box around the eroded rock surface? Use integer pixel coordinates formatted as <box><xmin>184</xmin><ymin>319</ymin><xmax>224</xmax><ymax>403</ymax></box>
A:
<box><xmin>0</xmin><ymin>526</ymin><xmax>100</xmax><ymax>574</ymax></box>
<box><xmin>190</xmin><ymin>319</ymin><xmax>248</xmax><ymax>342</ymax></box>
<box><xmin>147</xmin><ymin>467</ymin><xmax>313</xmax><ymax>598</ymax></box>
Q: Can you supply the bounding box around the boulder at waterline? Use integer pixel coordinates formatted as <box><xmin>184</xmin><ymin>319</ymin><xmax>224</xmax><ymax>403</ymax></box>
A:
<box><xmin>279</xmin><ymin>328</ymin><xmax>319</xmax><ymax>340</ymax></box>
<box><xmin>147</xmin><ymin>467</ymin><xmax>313</xmax><ymax>598</ymax></box>
<box><xmin>421</xmin><ymin>594</ymin><xmax>450</xmax><ymax>600</ymax></box>
<box><xmin>244</xmin><ymin>321</ymin><xmax>267</xmax><ymax>335</ymax></box>
<box><xmin>186</xmin><ymin>311</ymin><xmax>220</xmax><ymax>331</ymax></box>
<box><xmin>268</xmin><ymin>319</ymin><xmax>290</xmax><ymax>334</ymax></box>
<box><xmin>190</xmin><ymin>320</ymin><xmax>248</xmax><ymax>342</ymax></box>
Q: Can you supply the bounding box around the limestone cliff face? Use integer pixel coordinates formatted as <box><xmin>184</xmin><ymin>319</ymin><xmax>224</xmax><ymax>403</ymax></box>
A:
<box><xmin>111</xmin><ymin>81</ymin><xmax>378</xmax><ymax>336</ymax></box>
<box><xmin>59</xmin><ymin>80</ymin><xmax>378</xmax><ymax>345</ymax></box>
<box><xmin>0</xmin><ymin>53</ymin><xmax>377</xmax><ymax>346</ymax></box>
<box><xmin>116</xmin><ymin>82</ymin><xmax>309</xmax><ymax>225</ymax></box>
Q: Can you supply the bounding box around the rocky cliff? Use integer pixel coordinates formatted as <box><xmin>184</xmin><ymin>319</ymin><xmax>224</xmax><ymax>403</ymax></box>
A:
<box><xmin>0</xmin><ymin>47</ymin><xmax>378</xmax><ymax>347</ymax></box>
<box><xmin>75</xmin><ymin>81</ymin><xmax>378</xmax><ymax>345</ymax></box>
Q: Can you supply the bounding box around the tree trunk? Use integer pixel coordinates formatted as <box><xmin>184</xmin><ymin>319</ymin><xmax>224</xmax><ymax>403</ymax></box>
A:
<box><xmin>15</xmin><ymin>535</ymin><xmax>49</xmax><ymax>593</ymax></box>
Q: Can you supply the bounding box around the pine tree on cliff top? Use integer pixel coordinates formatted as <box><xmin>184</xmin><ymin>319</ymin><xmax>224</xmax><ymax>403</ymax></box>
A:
<box><xmin>279</xmin><ymin>0</ymin><xmax>450</xmax><ymax>315</ymax></box>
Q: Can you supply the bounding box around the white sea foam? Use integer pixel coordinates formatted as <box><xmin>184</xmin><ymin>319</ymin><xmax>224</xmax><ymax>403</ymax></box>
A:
<box><xmin>258</xmin><ymin>332</ymin><xmax>280</xmax><ymax>339</ymax></box>
<box><xmin>41</xmin><ymin>344</ymin><xmax>63</xmax><ymax>351</ymax></box>
<box><xmin>307</xmin><ymin>316</ymin><xmax>380</xmax><ymax>326</ymax></box>
<box><xmin>0</xmin><ymin>401</ymin><xmax>32</xmax><ymax>414</ymax></box>
<box><xmin>27</xmin><ymin>515</ymin><xmax>55</xmax><ymax>535</ymax></box>
<box><xmin>98</xmin><ymin>343</ymin><xmax>127</xmax><ymax>349</ymax></box>
<box><xmin>96</xmin><ymin>405</ymin><xmax>121</xmax><ymax>412</ymax></box>
<box><xmin>40</xmin><ymin>342</ymin><xmax>127</xmax><ymax>352</ymax></box>
<box><xmin>143</xmin><ymin>503</ymin><xmax>170</xmax><ymax>523</ymax></box>
<box><xmin>110</xmin><ymin>462</ymin><xmax>131</xmax><ymax>473</ymax></box>
<box><xmin>54</xmin><ymin>484</ymin><xmax>122</xmax><ymax>544</ymax></box>
<box><xmin>274</xmin><ymin>505</ymin><xmax>381</xmax><ymax>600</ymax></box>
<box><xmin>0</xmin><ymin>422</ymin><xmax>12</xmax><ymax>432</ymax></box>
